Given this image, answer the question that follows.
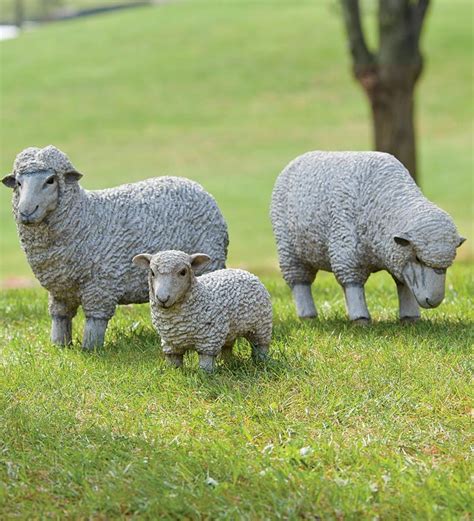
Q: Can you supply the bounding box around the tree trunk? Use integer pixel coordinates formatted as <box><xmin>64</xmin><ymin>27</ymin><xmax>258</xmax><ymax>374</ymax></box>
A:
<box><xmin>356</xmin><ymin>64</ymin><xmax>420</xmax><ymax>180</ymax></box>
<box><xmin>340</xmin><ymin>0</ymin><xmax>431</xmax><ymax>184</ymax></box>
<box><xmin>15</xmin><ymin>0</ymin><xmax>24</xmax><ymax>28</ymax></box>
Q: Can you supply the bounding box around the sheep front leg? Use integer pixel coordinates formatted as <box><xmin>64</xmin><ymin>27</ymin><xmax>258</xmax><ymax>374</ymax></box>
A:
<box><xmin>292</xmin><ymin>283</ymin><xmax>317</xmax><ymax>319</ymax></box>
<box><xmin>49</xmin><ymin>295</ymin><xmax>78</xmax><ymax>346</ymax></box>
<box><xmin>395</xmin><ymin>280</ymin><xmax>420</xmax><ymax>323</ymax></box>
<box><xmin>82</xmin><ymin>318</ymin><xmax>109</xmax><ymax>350</ymax></box>
<box><xmin>343</xmin><ymin>284</ymin><xmax>371</xmax><ymax>324</ymax></box>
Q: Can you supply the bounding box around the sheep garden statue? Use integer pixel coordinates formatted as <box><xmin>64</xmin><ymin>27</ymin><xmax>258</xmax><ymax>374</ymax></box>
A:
<box><xmin>132</xmin><ymin>250</ymin><xmax>273</xmax><ymax>372</ymax></box>
<box><xmin>270</xmin><ymin>151</ymin><xmax>466</xmax><ymax>324</ymax></box>
<box><xmin>2</xmin><ymin>146</ymin><xmax>229</xmax><ymax>349</ymax></box>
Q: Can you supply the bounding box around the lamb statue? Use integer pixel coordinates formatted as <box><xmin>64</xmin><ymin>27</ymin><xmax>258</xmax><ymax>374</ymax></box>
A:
<box><xmin>2</xmin><ymin>146</ymin><xmax>229</xmax><ymax>348</ymax></box>
<box><xmin>132</xmin><ymin>250</ymin><xmax>273</xmax><ymax>372</ymax></box>
<box><xmin>270</xmin><ymin>151</ymin><xmax>466</xmax><ymax>323</ymax></box>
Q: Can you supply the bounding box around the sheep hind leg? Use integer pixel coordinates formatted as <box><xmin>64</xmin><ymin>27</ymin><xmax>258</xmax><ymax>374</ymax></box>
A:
<box><xmin>343</xmin><ymin>284</ymin><xmax>371</xmax><ymax>325</ymax></box>
<box><xmin>165</xmin><ymin>353</ymin><xmax>184</xmax><ymax>368</ymax></box>
<box><xmin>292</xmin><ymin>283</ymin><xmax>317</xmax><ymax>319</ymax></box>
<box><xmin>220</xmin><ymin>342</ymin><xmax>234</xmax><ymax>363</ymax></box>
<box><xmin>277</xmin><ymin>245</ymin><xmax>317</xmax><ymax>319</ymax></box>
<box><xmin>82</xmin><ymin>318</ymin><xmax>109</xmax><ymax>350</ymax></box>
<box><xmin>395</xmin><ymin>280</ymin><xmax>420</xmax><ymax>323</ymax></box>
<box><xmin>251</xmin><ymin>343</ymin><xmax>269</xmax><ymax>363</ymax></box>
<box><xmin>247</xmin><ymin>333</ymin><xmax>270</xmax><ymax>364</ymax></box>
<box><xmin>198</xmin><ymin>354</ymin><xmax>216</xmax><ymax>373</ymax></box>
<box><xmin>51</xmin><ymin>316</ymin><xmax>73</xmax><ymax>346</ymax></box>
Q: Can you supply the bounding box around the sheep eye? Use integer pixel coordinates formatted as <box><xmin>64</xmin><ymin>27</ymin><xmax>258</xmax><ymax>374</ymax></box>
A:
<box><xmin>150</xmin><ymin>270</ymin><xmax>155</xmax><ymax>277</ymax></box>
<box><xmin>415</xmin><ymin>256</ymin><xmax>422</xmax><ymax>263</ymax></box>
<box><xmin>434</xmin><ymin>268</ymin><xmax>446</xmax><ymax>275</ymax></box>
<box><xmin>46</xmin><ymin>177</ymin><xmax>55</xmax><ymax>186</ymax></box>
<box><xmin>17</xmin><ymin>181</ymin><xmax>22</xmax><ymax>187</ymax></box>
<box><xmin>179</xmin><ymin>268</ymin><xmax>187</xmax><ymax>276</ymax></box>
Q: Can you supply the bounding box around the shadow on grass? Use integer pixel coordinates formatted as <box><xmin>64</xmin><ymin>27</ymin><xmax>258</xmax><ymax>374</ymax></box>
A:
<box><xmin>99</xmin><ymin>325</ymin><xmax>294</xmax><ymax>384</ymax></box>
<box><xmin>273</xmin><ymin>315</ymin><xmax>474</xmax><ymax>351</ymax></box>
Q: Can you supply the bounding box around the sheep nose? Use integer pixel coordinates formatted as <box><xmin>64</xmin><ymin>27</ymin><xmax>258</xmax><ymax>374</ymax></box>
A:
<box><xmin>426</xmin><ymin>296</ymin><xmax>442</xmax><ymax>308</ymax></box>
<box><xmin>157</xmin><ymin>295</ymin><xmax>170</xmax><ymax>305</ymax></box>
<box><xmin>20</xmin><ymin>205</ymin><xmax>39</xmax><ymax>218</ymax></box>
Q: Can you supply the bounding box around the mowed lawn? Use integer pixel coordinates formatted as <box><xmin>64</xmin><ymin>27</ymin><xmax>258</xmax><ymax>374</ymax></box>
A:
<box><xmin>1</xmin><ymin>266</ymin><xmax>473</xmax><ymax>518</ymax></box>
<box><xmin>0</xmin><ymin>0</ymin><xmax>473</xmax><ymax>518</ymax></box>
<box><xmin>0</xmin><ymin>0</ymin><xmax>472</xmax><ymax>278</ymax></box>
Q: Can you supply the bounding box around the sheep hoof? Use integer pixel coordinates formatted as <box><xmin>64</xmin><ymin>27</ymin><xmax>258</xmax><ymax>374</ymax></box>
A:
<box><xmin>220</xmin><ymin>346</ymin><xmax>233</xmax><ymax>363</ymax></box>
<box><xmin>165</xmin><ymin>354</ymin><xmax>184</xmax><ymax>368</ymax></box>
<box><xmin>400</xmin><ymin>316</ymin><xmax>420</xmax><ymax>324</ymax></box>
<box><xmin>252</xmin><ymin>346</ymin><xmax>269</xmax><ymax>364</ymax></box>
<box><xmin>199</xmin><ymin>354</ymin><xmax>216</xmax><ymax>373</ymax></box>
<box><xmin>299</xmin><ymin>313</ymin><xmax>317</xmax><ymax>320</ymax></box>
<box><xmin>352</xmin><ymin>317</ymin><xmax>371</xmax><ymax>326</ymax></box>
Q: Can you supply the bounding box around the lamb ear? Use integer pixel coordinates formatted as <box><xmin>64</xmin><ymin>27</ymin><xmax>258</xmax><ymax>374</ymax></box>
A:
<box><xmin>458</xmin><ymin>236</ymin><xmax>466</xmax><ymax>248</ymax></box>
<box><xmin>132</xmin><ymin>253</ymin><xmax>152</xmax><ymax>268</ymax></box>
<box><xmin>2</xmin><ymin>174</ymin><xmax>16</xmax><ymax>189</ymax></box>
<box><xmin>394</xmin><ymin>233</ymin><xmax>412</xmax><ymax>247</ymax></box>
<box><xmin>64</xmin><ymin>170</ymin><xmax>83</xmax><ymax>184</ymax></box>
<box><xmin>189</xmin><ymin>253</ymin><xmax>211</xmax><ymax>274</ymax></box>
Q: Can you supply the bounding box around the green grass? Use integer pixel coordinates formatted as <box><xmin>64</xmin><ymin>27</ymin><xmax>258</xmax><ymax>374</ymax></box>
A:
<box><xmin>1</xmin><ymin>266</ymin><xmax>473</xmax><ymax>518</ymax></box>
<box><xmin>0</xmin><ymin>1</ymin><xmax>473</xmax><ymax>517</ymax></box>
<box><xmin>0</xmin><ymin>0</ymin><xmax>473</xmax><ymax>280</ymax></box>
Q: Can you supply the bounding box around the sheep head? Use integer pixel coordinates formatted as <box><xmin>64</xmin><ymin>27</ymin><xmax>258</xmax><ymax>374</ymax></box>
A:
<box><xmin>2</xmin><ymin>146</ymin><xmax>82</xmax><ymax>225</ymax></box>
<box><xmin>393</xmin><ymin>216</ymin><xmax>466</xmax><ymax>308</ymax></box>
<box><xmin>132</xmin><ymin>250</ymin><xmax>211</xmax><ymax>309</ymax></box>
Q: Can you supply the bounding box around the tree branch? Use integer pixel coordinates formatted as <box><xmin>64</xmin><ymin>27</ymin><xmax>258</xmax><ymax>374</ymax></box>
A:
<box><xmin>340</xmin><ymin>0</ymin><xmax>375</xmax><ymax>68</ymax></box>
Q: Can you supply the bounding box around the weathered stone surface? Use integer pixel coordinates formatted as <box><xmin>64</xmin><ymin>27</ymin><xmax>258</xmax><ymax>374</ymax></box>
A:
<box><xmin>270</xmin><ymin>151</ymin><xmax>465</xmax><ymax>322</ymax></box>
<box><xmin>3</xmin><ymin>146</ymin><xmax>229</xmax><ymax>348</ymax></box>
<box><xmin>133</xmin><ymin>250</ymin><xmax>272</xmax><ymax>371</ymax></box>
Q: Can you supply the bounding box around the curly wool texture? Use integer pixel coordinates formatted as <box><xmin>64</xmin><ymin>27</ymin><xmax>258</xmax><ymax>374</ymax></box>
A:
<box><xmin>148</xmin><ymin>252</ymin><xmax>273</xmax><ymax>356</ymax></box>
<box><xmin>270</xmin><ymin>151</ymin><xmax>460</xmax><ymax>286</ymax></box>
<box><xmin>10</xmin><ymin>146</ymin><xmax>229</xmax><ymax>320</ymax></box>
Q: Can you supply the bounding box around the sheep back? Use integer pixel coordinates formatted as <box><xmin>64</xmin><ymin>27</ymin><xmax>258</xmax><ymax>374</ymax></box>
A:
<box><xmin>18</xmin><ymin>175</ymin><xmax>228</xmax><ymax>318</ymax></box>
<box><xmin>270</xmin><ymin>151</ymin><xmax>452</xmax><ymax>285</ymax></box>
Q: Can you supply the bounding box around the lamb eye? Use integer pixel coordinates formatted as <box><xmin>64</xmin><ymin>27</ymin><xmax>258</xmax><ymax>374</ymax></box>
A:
<box><xmin>179</xmin><ymin>268</ymin><xmax>187</xmax><ymax>276</ymax></box>
<box><xmin>434</xmin><ymin>268</ymin><xmax>446</xmax><ymax>275</ymax></box>
<box><xmin>17</xmin><ymin>181</ymin><xmax>21</xmax><ymax>187</ymax></box>
<box><xmin>415</xmin><ymin>256</ymin><xmax>422</xmax><ymax>263</ymax></box>
<box><xmin>150</xmin><ymin>270</ymin><xmax>155</xmax><ymax>277</ymax></box>
<box><xmin>46</xmin><ymin>177</ymin><xmax>55</xmax><ymax>185</ymax></box>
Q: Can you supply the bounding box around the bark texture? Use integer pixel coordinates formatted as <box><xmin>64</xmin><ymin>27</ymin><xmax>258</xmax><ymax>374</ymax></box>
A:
<box><xmin>341</xmin><ymin>0</ymin><xmax>430</xmax><ymax>182</ymax></box>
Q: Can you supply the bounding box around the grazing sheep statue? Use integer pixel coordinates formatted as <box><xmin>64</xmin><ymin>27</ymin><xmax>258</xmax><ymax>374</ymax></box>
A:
<box><xmin>132</xmin><ymin>250</ymin><xmax>273</xmax><ymax>372</ymax></box>
<box><xmin>270</xmin><ymin>151</ymin><xmax>466</xmax><ymax>323</ymax></box>
<box><xmin>2</xmin><ymin>146</ymin><xmax>229</xmax><ymax>349</ymax></box>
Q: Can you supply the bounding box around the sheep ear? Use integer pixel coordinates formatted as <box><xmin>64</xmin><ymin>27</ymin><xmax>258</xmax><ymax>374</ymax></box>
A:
<box><xmin>64</xmin><ymin>170</ymin><xmax>83</xmax><ymax>184</ymax></box>
<box><xmin>394</xmin><ymin>233</ymin><xmax>411</xmax><ymax>247</ymax></box>
<box><xmin>458</xmin><ymin>236</ymin><xmax>466</xmax><ymax>248</ymax></box>
<box><xmin>189</xmin><ymin>253</ymin><xmax>211</xmax><ymax>274</ymax></box>
<box><xmin>2</xmin><ymin>174</ymin><xmax>16</xmax><ymax>189</ymax></box>
<box><xmin>132</xmin><ymin>254</ymin><xmax>152</xmax><ymax>268</ymax></box>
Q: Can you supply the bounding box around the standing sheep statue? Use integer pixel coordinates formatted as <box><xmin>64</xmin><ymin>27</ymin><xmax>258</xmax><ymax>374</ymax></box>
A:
<box><xmin>270</xmin><ymin>151</ymin><xmax>466</xmax><ymax>323</ymax></box>
<box><xmin>132</xmin><ymin>250</ymin><xmax>273</xmax><ymax>372</ymax></box>
<box><xmin>2</xmin><ymin>146</ymin><xmax>229</xmax><ymax>349</ymax></box>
